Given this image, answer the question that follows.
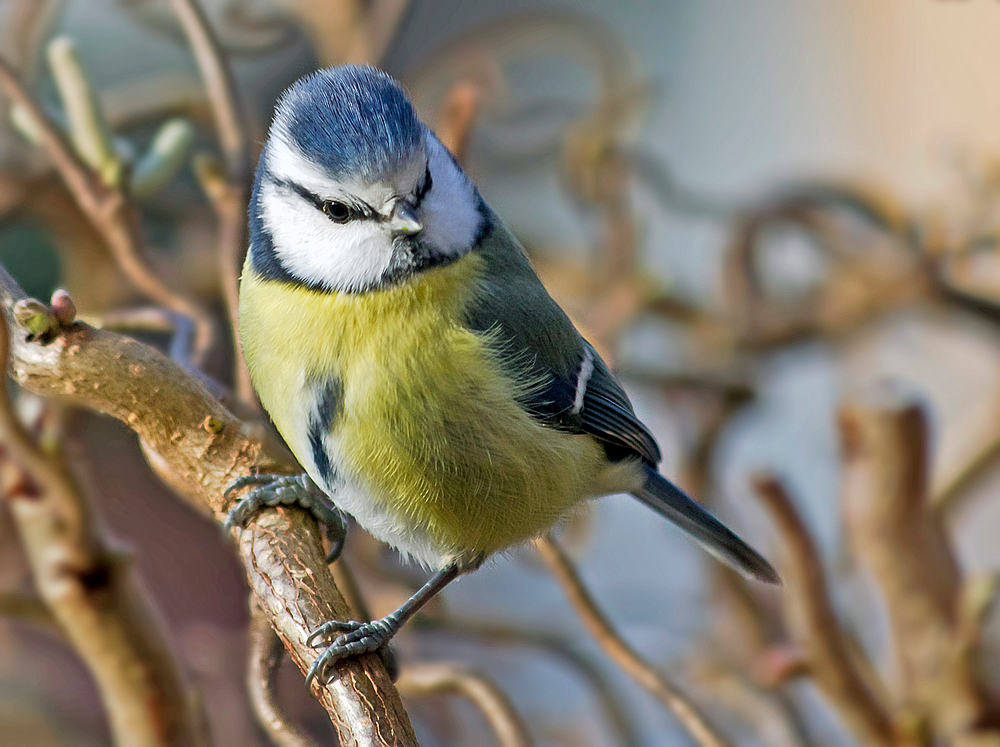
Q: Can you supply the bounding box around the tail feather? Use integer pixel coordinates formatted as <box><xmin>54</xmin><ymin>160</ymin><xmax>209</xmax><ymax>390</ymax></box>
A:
<box><xmin>633</xmin><ymin>466</ymin><xmax>780</xmax><ymax>585</ymax></box>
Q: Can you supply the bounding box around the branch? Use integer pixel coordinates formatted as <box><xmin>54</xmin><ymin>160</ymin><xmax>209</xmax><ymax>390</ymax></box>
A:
<box><xmin>839</xmin><ymin>397</ymin><xmax>1000</xmax><ymax>738</ymax></box>
<box><xmin>435</xmin><ymin>81</ymin><xmax>480</xmax><ymax>163</ymax></box>
<box><xmin>0</xmin><ymin>307</ymin><xmax>204</xmax><ymax>746</ymax></box>
<box><xmin>248</xmin><ymin>604</ymin><xmax>317</xmax><ymax>747</ymax></box>
<box><xmin>396</xmin><ymin>663</ymin><xmax>532</xmax><ymax>747</ymax></box>
<box><xmin>167</xmin><ymin>0</ymin><xmax>253</xmax><ymax>400</ymax></box>
<box><xmin>534</xmin><ymin>535</ymin><xmax>731</xmax><ymax>747</ymax></box>
<box><xmin>424</xmin><ymin>618</ymin><xmax>639</xmax><ymax>747</ymax></box>
<box><xmin>166</xmin><ymin>0</ymin><xmax>247</xmax><ymax>179</ymax></box>
<box><xmin>0</xmin><ymin>54</ymin><xmax>216</xmax><ymax>364</ymax></box>
<box><xmin>750</xmin><ymin>475</ymin><xmax>899</xmax><ymax>747</ymax></box>
<box><xmin>0</xmin><ymin>270</ymin><xmax>417</xmax><ymax>745</ymax></box>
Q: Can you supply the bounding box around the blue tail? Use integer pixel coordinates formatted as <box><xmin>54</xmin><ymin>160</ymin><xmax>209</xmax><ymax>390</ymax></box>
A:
<box><xmin>633</xmin><ymin>466</ymin><xmax>780</xmax><ymax>584</ymax></box>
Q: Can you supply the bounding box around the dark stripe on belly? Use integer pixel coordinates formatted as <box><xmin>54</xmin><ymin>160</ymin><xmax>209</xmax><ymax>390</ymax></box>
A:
<box><xmin>307</xmin><ymin>377</ymin><xmax>343</xmax><ymax>486</ymax></box>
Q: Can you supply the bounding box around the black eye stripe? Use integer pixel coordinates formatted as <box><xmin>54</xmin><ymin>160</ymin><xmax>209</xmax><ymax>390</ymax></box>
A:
<box><xmin>271</xmin><ymin>177</ymin><xmax>378</xmax><ymax>222</ymax></box>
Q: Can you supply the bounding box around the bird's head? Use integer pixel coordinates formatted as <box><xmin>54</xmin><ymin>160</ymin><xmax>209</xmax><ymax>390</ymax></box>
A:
<box><xmin>249</xmin><ymin>65</ymin><xmax>484</xmax><ymax>292</ymax></box>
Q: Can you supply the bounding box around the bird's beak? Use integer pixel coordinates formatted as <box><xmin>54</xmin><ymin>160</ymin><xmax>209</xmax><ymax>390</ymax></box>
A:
<box><xmin>391</xmin><ymin>202</ymin><xmax>422</xmax><ymax>234</ymax></box>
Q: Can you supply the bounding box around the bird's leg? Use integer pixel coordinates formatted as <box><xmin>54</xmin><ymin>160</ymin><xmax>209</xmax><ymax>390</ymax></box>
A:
<box><xmin>224</xmin><ymin>473</ymin><xmax>347</xmax><ymax>563</ymax></box>
<box><xmin>304</xmin><ymin>563</ymin><xmax>461</xmax><ymax>688</ymax></box>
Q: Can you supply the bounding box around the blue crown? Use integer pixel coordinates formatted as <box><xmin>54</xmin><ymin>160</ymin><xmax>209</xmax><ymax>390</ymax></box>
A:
<box><xmin>273</xmin><ymin>65</ymin><xmax>424</xmax><ymax>181</ymax></box>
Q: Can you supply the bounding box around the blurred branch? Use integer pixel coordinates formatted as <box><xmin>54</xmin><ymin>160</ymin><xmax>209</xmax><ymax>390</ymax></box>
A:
<box><xmin>839</xmin><ymin>396</ymin><xmax>1000</xmax><ymax>740</ymax></box>
<box><xmin>0</xmin><ymin>590</ymin><xmax>60</xmax><ymax>634</ymax></box>
<box><xmin>425</xmin><ymin>618</ymin><xmax>639</xmax><ymax>747</ymax></box>
<box><xmin>249</xmin><ymin>603</ymin><xmax>316</xmax><ymax>747</ymax></box>
<box><xmin>1</xmin><ymin>0</ymin><xmax>63</xmax><ymax>77</ymax></box>
<box><xmin>168</xmin><ymin>0</ymin><xmax>253</xmax><ymax>400</ymax></box>
<box><xmin>751</xmin><ymin>475</ymin><xmax>900</xmax><ymax>747</ymax></box>
<box><xmin>435</xmin><ymin>82</ymin><xmax>481</xmax><ymax>163</ymax></box>
<box><xmin>0</xmin><ymin>53</ymin><xmax>216</xmax><ymax>364</ymax></box>
<box><xmin>0</xmin><ymin>271</ymin><xmax>417</xmax><ymax>745</ymax></box>
<box><xmin>0</xmin><ymin>302</ymin><xmax>204</xmax><ymax>746</ymax></box>
<box><xmin>534</xmin><ymin>535</ymin><xmax>731</xmax><ymax>747</ymax></box>
<box><xmin>396</xmin><ymin>663</ymin><xmax>533</xmax><ymax>747</ymax></box>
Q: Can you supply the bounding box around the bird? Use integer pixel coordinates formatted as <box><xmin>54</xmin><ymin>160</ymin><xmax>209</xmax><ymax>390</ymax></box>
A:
<box><xmin>228</xmin><ymin>64</ymin><xmax>779</xmax><ymax>688</ymax></box>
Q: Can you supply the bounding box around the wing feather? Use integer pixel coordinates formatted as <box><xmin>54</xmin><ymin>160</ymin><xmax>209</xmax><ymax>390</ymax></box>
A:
<box><xmin>465</xmin><ymin>213</ymin><xmax>660</xmax><ymax>466</ymax></box>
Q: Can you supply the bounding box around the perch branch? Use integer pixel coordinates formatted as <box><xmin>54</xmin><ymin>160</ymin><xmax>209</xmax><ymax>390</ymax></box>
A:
<box><xmin>396</xmin><ymin>663</ymin><xmax>532</xmax><ymax>747</ymax></box>
<box><xmin>0</xmin><ymin>310</ymin><xmax>204</xmax><ymax>746</ymax></box>
<box><xmin>534</xmin><ymin>535</ymin><xmax>731</xmax><ymax>747</ymax></box>
<box><xmin>0</xmin><ymin>270</ymin><xmax>417</xmax><ymax>745</ymax></box>
<box><xmin>0</xmin><ymin>54</ymin><xmax>216</xmax><ymax>365</ymax></box>
<box><xmin>751</xmin><ymin>475</ymin><xmax>899</xmax><ymax>747</ymax></box>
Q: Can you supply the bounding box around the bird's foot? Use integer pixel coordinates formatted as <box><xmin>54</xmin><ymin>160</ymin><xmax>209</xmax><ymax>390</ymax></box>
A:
<box><xmin>304</xmin><ymin>617</ymin><xmax>399</xmax><ymax>688</ymax></box>
<box><xmin>224</xmin><ymin>473</ymin><xmax>347</xmax><ymax>563</ymax></box>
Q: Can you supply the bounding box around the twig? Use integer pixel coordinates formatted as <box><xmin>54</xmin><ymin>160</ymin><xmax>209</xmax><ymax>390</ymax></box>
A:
<box><xmin>534</xmin><ymin>535</ymin><xmax>731</xmax><ymax>747</ymax></box>
<box><xmin>0</xmin><ymin>269</ymin><xmax>417</xmax><ymax>745</ymax></box>
<box><xmin>0</xmin><ymin>306</ymin><xmax>204</xmax><ymax>746</ymax></box>
<box><xmin>168</xmin><ymin>0</ymin><xmax>253</xmax><ymax>400</ymax></box>
<box><xmin>435</xmin><ymin>81</ymin><xmax>481</xmax><ymax>163</ymax></box>
<box><xmin>396</xmin><ymin>663</ymin><xmax>533</xmax><ymax>747</ymax></box>
<box><xmin>0</xmin><ymin>54</ymin><xmax>216</xmax><ymax>365</ymax></box>
<box><xmin>750</xmin><ymin>475</ymin><xmax>899</xmax><ymax>747</ymax></box>
<box><xmin>249</xmin><ymin>603</ymin><xmax>316</xmax><ymax>747</ymax></box>
<box><xmin>166</xmin><ymin>0</ymin><xmax>247</xmax><ymax>178</ymax></box>
<box><xmin>839</xmin><ymin>397</ymin><xmax>1000</xmax><ymax>738</ymax></box>
<box><xmin>422</xmin><ymin>618</ymin><xmax>640</xmax><ymax>747</ymax></box>
<box><xmin>0</xmin><ymin>590</ymin><xmax>61</xmax><ymax>634</ymax></box>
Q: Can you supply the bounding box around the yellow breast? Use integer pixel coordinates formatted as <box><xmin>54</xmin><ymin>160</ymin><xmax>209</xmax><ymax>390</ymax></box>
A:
<box><xmin>239</xmin><ymin>253</ymin><xmax>613</xmax><ymax>560</ymax></box>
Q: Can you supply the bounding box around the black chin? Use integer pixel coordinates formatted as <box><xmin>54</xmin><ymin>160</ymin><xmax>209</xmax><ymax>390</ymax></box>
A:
<box><xmin>375</xmin><ymin>235</ymin><xmax>464</xmax><ymax>288</ymax></box>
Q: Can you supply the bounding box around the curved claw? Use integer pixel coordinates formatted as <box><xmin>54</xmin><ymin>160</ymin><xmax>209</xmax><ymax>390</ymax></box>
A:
<box><xmin>224</xmin><ymin>474</ymin><xmax>347</xmax><ymax>564</ymax></box>
<box><xmin>306</xmin><ymin>619</ymin><xmax>361</xmax><ymax>648</ymax></box>
<box><xmin>304</xmin><ymin>619</ymin><xmax>399</xmax><ymax>688</ymax></box>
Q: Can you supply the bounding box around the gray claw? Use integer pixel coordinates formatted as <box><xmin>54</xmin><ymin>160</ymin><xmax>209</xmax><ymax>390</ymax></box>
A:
<box><xmin>304</xmin><ymin>618</ymin><xmax>398</xmax><ymax>689</ymax></box>
<box><xmin>224</xmin><ymin>473</ymin><xmax>347</xmax><ymax>562</ymax></box>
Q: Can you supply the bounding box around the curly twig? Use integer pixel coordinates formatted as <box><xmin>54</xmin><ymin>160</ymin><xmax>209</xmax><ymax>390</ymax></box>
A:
<box><xmin>249</xmin><ymin>603</ymin><xmax>317</xmax><ymax>747</ymax></box>
<box><xmin>397</xmin><ymin>663</ymin><xmax>533</xmax><ymax>747</ymax></box>
<box><xmin>534</xmin><ymin>535</ymin><xmax>731</xmax><ymax>747</ymax></box>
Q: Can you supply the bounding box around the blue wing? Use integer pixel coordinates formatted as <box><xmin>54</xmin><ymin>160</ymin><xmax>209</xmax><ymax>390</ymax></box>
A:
<box><xmin>465</xmin><ymin>214</ymin><xmax>660</xmax><ymax>466</ymax></box>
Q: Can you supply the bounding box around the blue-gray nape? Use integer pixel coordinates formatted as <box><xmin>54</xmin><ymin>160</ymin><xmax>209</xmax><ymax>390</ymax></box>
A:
<box><xmin>276</xmin><ymin>64</ymin><xmax>425</xmax><ymax>182</ymax></box>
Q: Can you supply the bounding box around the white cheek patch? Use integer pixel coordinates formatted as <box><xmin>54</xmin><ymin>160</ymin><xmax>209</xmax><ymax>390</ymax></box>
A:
<box><xmin>420</xmin><ymin>136</ymin><xmax>482</xmax><ymax>256</ymax></box>
<box><xmin>260</xmin><ymin>180</ymin><xmax>394</xmax><ymax>291</ymax></box>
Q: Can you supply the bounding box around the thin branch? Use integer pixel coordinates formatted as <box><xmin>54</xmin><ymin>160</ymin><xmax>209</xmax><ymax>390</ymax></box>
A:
<box><xmin>0</xmin><ymin>305</ymin><xmax>204</xmax><ymax>746</ymax></box>
<box><xmin>396</xmin><ymin>663</ymin><xmax>533</xmax><ymax>747</ymax></box>
<box><xmin>249</xmin><ymin>603</ymin><xmax>317</xmax><ymax>747</ymax></box>
<box><xmin>168</xmin><ymin>0</ymin><xmax>253</xmax><ymax>400</ymax></box>
<box><xmin>750</xmin><ymin>475</ymin><xmax>899</xmax><ymax>747</ymax></box>
<box><xmin>435</xmin><ymin>81</ymin><xmax>481</xmax><ymax>163</ymax></box>
<box><xmin>166</xmin><ymin>0</ymin><xmax>247</xmax><ymax>179</ymax></box>
<box><xmin>0</xmin><ymin>54</ymin><xmax>216</xmax><ymax>364</ymax></box>
<box><xmin>0</xmin><ymin>269</ymin><xmax>417</xmax><ymax>744</ymax></box>
<box><xmin>0</xmin><ymin>590</ymin><xmax>61</xmax><ymax>634</ymax></box>
<box><xmin>423</xmin><ymin>618</ymin><xmax>640</xmax><ymax>747</ymax></box>
<box><xmin>534</xmin><ymin>535</ymin><xmax>731</xmax><ymax>747</ymax></box>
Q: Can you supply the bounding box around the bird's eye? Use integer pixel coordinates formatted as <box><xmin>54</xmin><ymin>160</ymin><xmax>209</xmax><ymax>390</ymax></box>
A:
<box><xmin>322</xmin><ymin>201</ymin><xmax>351</xmax><ymax>223</ymax></box>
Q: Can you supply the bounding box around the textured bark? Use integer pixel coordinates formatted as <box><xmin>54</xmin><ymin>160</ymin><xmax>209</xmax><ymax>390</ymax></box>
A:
<box><xmin>0</xmin><ymin>265</ymin><xmax>417</xmax><ymax>746</ymax></box>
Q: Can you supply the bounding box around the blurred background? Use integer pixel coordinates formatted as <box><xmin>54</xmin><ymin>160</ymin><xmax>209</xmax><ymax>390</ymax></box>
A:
<box><xmin>3</xmin><ymin>0</ymin><xmax>1000</xmax><ymax>745</ymax></box>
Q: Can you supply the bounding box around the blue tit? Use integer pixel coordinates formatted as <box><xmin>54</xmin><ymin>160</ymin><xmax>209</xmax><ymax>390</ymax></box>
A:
<box><xmin>228</xmin><ymin>64</ymin><xmax>779</xmax><ymax>687</ymax></box>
